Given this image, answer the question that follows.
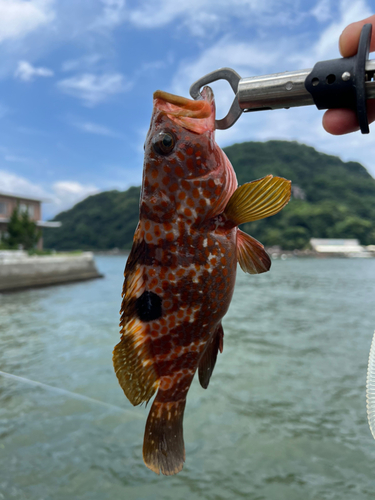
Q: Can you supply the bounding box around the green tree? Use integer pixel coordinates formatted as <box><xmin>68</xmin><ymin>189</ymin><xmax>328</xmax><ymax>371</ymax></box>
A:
<box><xmin>333</xmin><ymin>216</ymin><xmax>373</xmax><ymax>244</ymax></box>
<box><xmin>4</xmin><ymin>206</ymin><xmax>41</xmax><ymax>250</ymax></box>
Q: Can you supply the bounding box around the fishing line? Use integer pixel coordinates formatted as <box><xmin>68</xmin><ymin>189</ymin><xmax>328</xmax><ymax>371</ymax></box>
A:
<box><xmin>0</xmin><ymin>370</ymin><xmax>129</xmax><ymax>414</ymax></box>
<box><xmin>366</xmin><ymin>331</ymin><xmax>375</xmax><ymax>439</ymax></box>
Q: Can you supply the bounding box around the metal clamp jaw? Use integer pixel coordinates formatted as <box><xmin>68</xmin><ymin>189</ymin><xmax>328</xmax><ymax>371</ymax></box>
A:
<box><xmin>190</xmin><ymin>24</ymin><xmax>375</xmax><ymax>134</ymax></box>
<box><xmin>189</xmin><ymin>68</ymin><xmax>243</xmax><ymax>130</ymax></box>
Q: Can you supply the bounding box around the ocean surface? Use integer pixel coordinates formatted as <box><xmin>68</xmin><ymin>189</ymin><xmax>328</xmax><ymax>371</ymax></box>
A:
<box><xmin>1</xmin><ymin>256</ymin><xmax>375</xmax><ymax>500</ymax></box>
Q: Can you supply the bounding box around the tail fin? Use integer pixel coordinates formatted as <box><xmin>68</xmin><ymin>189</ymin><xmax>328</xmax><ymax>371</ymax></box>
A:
<box><xmin>143</xmin><ymin>398</ymin><xmax>186</xmax><ymax>476</ymax></box>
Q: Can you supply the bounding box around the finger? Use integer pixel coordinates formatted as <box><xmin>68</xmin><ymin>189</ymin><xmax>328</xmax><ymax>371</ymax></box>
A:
<box><xmin>339</xmin><ymin>14</ymin><xmax>375</xmax><ymax>57</ymax></box>
<box><xmin>323</xmin><ymin>101</ymin><xmax>375</xmax><ymax>135</ymax></box>
<box><xmin>323</xmin><ymin>109</ymin><xmax>360</xmax><ymax>134</ymax></box>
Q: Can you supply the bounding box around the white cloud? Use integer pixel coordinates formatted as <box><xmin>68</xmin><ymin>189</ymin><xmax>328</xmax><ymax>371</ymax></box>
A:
<box><xmin>293</xmin><ymin>0</ymin><xmax>372</xmax><ymax>68</ymax></box>
<box><xmin>73</xmin><ymin>120</ymin><xmax>123</xmax><ymax>138</ymax></box>
<box><xmin>173</xmin><ymin>39</ymin><xmax>281</xmax><ymax>89</ymax></box>
<box><xmin>126</xmin><ymin>0</ymin><xmax>311</xmax><ymax>37</ymax></box>
<box><xmin>171</xmin><ymin>38</ymin><xmax>288</xmax><ymax>121</ymax></box>
<box><xmin>93</xmin><ymin>0</ymin><xmax>126</xmax><ymax>28</ymax></box>
<box><xmin>310</xmin><ymin>0</ymin><xmax>333</xmax><ymax>23</ymax></box>
<box><xmin>0</xmin><ymin>0</ymin><xmax>54</xmax><ymax>43</ymax></box>
<box><xmin>0</xmin><ymin>169</ymin><xmax>47</xmax><ymax>199</ymax></box>
<box><xmin>61</xmin><ymin>54</ymin><xmax>102</xmax><ymax>72</ymax></box>
<box><xmin>0</xmin><ymin>170</ymin><xmax>100</xmax><ymax>218</ymax></box>
<box><xmin>320</xmin><ymin>0</ymin><xmax>372</xmax><ymax>54</ymax></box>
<box><xmin>57</xmin><ymin>73</ymin><xmax>131</xmax><ymax>106</ymax></box>
<box><xmin>15</xmin><ymin>60</ymin><xmax>54</xmax><ymax>82</ymax></box>
<box><xmin>129</xmin><ymin>1</ymin><xmax>219</xmax><ymax>32</ymax></box>
<box><xmin>51</xmin><ymin>181</ymin><xmax>99</xmax><ymax>213</ymax></box>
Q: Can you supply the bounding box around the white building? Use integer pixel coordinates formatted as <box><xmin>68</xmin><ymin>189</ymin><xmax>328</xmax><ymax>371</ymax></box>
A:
<box><xmin>310</xmin><ymin>238</ymin><xmax>372</xmax><ymax>257</ymax></box>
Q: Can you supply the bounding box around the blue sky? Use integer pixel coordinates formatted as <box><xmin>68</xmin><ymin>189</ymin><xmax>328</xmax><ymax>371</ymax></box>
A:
<box><xmin>0</xmin><ymin>0</ymin><xmax>375</xmax><ymax>219</ymax></box>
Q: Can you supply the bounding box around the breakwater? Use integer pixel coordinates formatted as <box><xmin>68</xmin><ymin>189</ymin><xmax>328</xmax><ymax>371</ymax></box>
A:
<box><xmin>0</xmin><ymin>250</ymin><xmax>102</xmax><ymax>292</ymax></box>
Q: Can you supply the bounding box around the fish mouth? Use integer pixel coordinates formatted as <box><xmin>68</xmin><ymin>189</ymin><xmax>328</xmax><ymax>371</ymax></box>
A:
<box><xmin>153</xmin><ymin>87</ymin><xmax>215</xmax><ymax>134</ymax></box>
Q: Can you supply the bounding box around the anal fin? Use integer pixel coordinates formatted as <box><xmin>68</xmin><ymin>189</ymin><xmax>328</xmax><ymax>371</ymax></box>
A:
<box><xmin>198</xmin><ymin>323</ymin><xmax>224</xmax><ymax>389</ymax></box>
<box><xmin>237</xmin><ymin>229</ymin><xmax>271</xmax><ymax>274</ymax></box>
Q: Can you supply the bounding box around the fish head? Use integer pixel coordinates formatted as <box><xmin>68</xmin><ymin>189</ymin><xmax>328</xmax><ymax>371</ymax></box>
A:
<box><xmin>141</xmin><ymin>87</ymin><xmax>237</xmax><ymax>222</ymax></box>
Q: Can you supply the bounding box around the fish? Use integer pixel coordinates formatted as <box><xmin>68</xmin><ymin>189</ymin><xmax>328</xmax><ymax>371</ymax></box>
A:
<box><xmin>113</xmin><ymin>86</ymin><xmax>291</xmax><ymax>476</ymax></box>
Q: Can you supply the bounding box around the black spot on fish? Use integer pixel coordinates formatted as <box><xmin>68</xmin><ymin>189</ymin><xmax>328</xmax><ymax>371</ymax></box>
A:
<box><xmin>136</xmin><ymin>291</ymin><xmax>162</xmax><ymax>322</ymax></box>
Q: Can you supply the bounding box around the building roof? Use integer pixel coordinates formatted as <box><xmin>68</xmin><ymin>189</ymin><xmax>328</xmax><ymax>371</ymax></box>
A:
<box><xmin>310</xmin><ymin>238</ymin><xmax>360</xmax><ymax>246</ymax></box>
<box><xmin>310</xmin><ymin>238</ymin><xmax>365</xmax><ymax>253</ymax></box>
<box><xmin>0</xmin><ymin>191</ymin><xmax>47</xmax><ymax>203</ymax></box>
<box><xmin>37</xmin><ymin>221</ymin><xmax>61</xmax><ymax>228</ymax></box>
<box><xmin>0</xmin><ymin>217</ymin><xmax>60</xmax><ymax>227</ymax></box>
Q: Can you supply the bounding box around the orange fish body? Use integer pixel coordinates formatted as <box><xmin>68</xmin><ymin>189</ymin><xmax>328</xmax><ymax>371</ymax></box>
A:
<box><xmin>113</xmin><ymin>87</ymin><xmax>291</xmax><ymax>475</ymax></box>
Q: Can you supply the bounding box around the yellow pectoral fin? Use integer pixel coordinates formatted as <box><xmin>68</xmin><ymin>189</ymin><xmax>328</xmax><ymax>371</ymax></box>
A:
<box><xmin>237</xmin><ymin>229</ymin><xmax>271</xmax><ymax>274</ymax></box>
<box><xmin>224</xmin><ymin>175</ymin><xmax>291</xmax><ymax>225</ymax></box>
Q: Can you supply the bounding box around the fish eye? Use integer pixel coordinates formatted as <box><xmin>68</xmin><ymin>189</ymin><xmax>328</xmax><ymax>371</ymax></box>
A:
<box><xmin>152</xmin><ymin>131</ymin><xmax>176</xmax><ymax>156</ymax></box>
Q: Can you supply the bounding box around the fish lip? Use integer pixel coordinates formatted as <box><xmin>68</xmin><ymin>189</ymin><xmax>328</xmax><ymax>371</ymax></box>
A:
<box><xmin>153</xmin><ymin>87</ymin><xmax>215</xmax><ymax>134</ymax></box>
<box><xmin>153</xmin><ymin>90</ymin><xmax>212</xmax><ymax>119</ymax></box>
<box><xmin>153</xmin><ymin>91</ymin><xmax>194</xmax><ymax>108</ymax></box>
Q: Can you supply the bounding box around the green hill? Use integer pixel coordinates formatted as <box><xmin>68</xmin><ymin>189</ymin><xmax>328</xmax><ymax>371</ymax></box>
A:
<box><xmin>44</xmin><ymin>186</ymin><xmax>141</xmax><ymax>251</ymax></box>
<box><xmin>43</xmin><ymin>140</ymin><xmax>375</xmax><ymax>251</ymax></box>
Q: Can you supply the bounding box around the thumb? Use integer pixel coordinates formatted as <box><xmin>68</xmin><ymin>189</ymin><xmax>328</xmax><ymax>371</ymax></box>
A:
<box><xmin>339</xmin><ymin>14</ymin><xmax>375</xmax><ymax>57</ymax></box>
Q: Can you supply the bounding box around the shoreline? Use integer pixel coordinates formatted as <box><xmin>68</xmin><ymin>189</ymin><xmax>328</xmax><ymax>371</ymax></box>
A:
<box><xmin>0</xmin><ymin>251</ymin><xmax>103</xmax><ymax>293</ymax></box>
<box><xmin>91</xmin><ymin>248</ymin><xmax>375</xmax><ymax>259</ymax></box>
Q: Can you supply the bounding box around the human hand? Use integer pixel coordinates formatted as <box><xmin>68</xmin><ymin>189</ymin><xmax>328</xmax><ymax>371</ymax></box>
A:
<box><xmin>323</xmin><ymin>14</ymin><xmax>375</xmax><ymax>135</ymax></box>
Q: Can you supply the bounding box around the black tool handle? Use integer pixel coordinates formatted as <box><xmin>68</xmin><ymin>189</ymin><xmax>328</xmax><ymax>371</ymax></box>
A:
<box><xmin>305</xmin><ymin>24</ymin><xmax>372</xmax><ymax>134</ymax></box>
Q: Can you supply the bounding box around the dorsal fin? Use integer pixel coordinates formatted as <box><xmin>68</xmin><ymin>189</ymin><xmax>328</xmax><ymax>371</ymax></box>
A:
<box><xmin>237</xmin><ymin>229</ymin><xmax>271</xmax><ymax>274</ymax></box>
<box><xmin>224</xmin><ymin>175</ymin><xmax>291</xmax><ymax>226</ymax></box>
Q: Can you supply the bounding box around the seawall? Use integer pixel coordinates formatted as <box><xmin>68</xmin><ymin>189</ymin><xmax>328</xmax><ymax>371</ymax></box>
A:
<box><xmin>0</xmin><ymin>251</ymin><xmax>103</xmax><ymax>292</ymax></box>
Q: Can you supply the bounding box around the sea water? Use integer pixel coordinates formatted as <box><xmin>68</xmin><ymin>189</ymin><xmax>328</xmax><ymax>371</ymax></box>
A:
<box><xmin>1</xmin><ymin>256</ymin><xmax>375</xmax><ymax>500</ymax></box>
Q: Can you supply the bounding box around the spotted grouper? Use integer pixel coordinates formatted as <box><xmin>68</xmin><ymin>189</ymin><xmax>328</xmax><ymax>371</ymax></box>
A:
<box><xmin>113</xmin><ymin>86</ymin><xmax>291</xmax><ymax>475</ymax></box>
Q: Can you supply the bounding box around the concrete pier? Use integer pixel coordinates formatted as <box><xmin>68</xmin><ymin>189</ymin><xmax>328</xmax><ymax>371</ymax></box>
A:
<box><xmin>0</xmin><ymin>251</ymin><xmax>103</xmax><ymax>292</ymax></box>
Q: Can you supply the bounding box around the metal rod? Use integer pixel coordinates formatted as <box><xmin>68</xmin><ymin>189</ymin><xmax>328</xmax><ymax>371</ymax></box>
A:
<box><xmin>238</xmin><ymin>69</ymin><xmax>313</xmax><ymax>111</ymax></box>
<box><xmin>238</xmin><ymin>60</ymin><xmax>375</xmax><ymax>112</ymax></box>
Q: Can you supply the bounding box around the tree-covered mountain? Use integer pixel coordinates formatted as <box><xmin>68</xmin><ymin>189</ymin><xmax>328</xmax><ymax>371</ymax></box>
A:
<box><xmin>43</xmin><ymin>140</ymin><xmax>375</xmax><ymax>251</ymax></box>
<box><xmin>44</xmin><ymin>186</ymin><xmax>141</xmax><ymax>251</ymax></box>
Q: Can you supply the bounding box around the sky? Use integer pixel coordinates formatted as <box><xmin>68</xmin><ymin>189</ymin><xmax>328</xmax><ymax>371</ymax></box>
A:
<box><xmin>0</xmin><ymin>0</ymin><xmax>375</xmax><ymax>220</ymax></box>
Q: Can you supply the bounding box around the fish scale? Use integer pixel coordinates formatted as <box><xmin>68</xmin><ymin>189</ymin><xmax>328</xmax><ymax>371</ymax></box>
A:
<box><xmin>113</xmin><ymin>86</ymin><xmax>291</xmax><ymax>475</ymax></box>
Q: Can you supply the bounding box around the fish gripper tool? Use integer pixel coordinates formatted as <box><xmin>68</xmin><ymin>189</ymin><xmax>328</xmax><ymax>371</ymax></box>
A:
<box><xmin>190</xmin><ymin>24</ymin><xmax>375</xmax><ymax>134</ymax></box>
